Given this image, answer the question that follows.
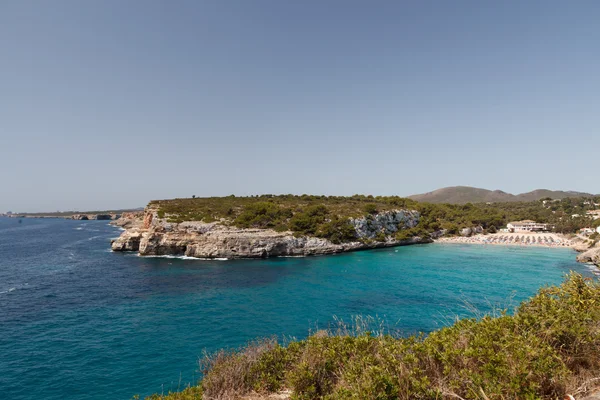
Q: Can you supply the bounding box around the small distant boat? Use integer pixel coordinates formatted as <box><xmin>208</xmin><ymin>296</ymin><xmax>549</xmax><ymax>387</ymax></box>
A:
<box><xmin>18</xmin><ymin>219</ymin><xmax>22</xmax><ymax>224</ymax></box>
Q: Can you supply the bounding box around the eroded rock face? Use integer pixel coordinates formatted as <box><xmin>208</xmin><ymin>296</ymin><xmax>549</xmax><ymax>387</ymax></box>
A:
<box><xmin>111</xmin><ymin>230</ymin><xmax>143</xmax><ymax>251</ymax></box>
<box><xmin>143</xmin><ymin>212</ymin><xmax>154</xmax><ymax>229</ymax></box>
<box><xmin>111</xmin><ymin>208</ymin><xmax>429</xmax><ymax>259</ymax></box>
<box><xmin>577</xmin><ymin>246</ymin><xmax>600</xmax><ymax>266</ymax></box>
<box><xmin>111</xmin><ymin>212</ymin><xmax>144</xmax><ymax>229</ymax></box>
<box><xmin>460</xmin><ymin>226</ymin><xmax>484</xmax><ymax>237</ymax></box>
<box><xmin>350</xmin><ymin>210</ymin><xmax>420</xmax><ymax>239</ymax></box>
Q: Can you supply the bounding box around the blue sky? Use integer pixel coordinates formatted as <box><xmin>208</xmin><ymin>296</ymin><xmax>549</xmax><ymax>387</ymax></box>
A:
<box><xmin>1</xmin><ymin>1</ymin><xmax>599</xmax><ymax>212</ymax></box>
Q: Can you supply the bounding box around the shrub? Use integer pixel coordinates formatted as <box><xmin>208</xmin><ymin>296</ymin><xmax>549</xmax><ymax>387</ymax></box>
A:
<box><xmin>395</xmin><ymin>227</ymin><xmax>428</xmax><ymax>241</ymax></box>
<box><xmin>316</xmin><ymin>217</ymin><xmax>357</xmax><ymax>244</ymax></box>
<box><xmin>142</xmin><ymin>385</ymin><xmax>203</xmax><ymax>399</ymax></box>
<box><xmin>374</xmin><ymin>232</ymin><xmax>386</xmax><ymax>242</ymax></box>
<box><xmin>363</xmin><ymin>204</ymin><xmax>378</xmax><ymax>215</ymax></box>
<box><xmin>289</xmin><ymin>213</ymin><xmax>319</xmax><ymax>235</ymax></box>
<box><xmin>288</xmin><ymin>205</ymin><xmax>331</xmax><ymax>236</ymax></box>
<box><xmin>234</xmin><ymin>202</ymin><xmax>292</xmax><ymax>229</ymax></box>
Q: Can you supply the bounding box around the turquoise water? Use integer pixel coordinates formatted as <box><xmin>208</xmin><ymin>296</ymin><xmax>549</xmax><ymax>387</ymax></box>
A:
<box><xmin>0</xmin><ymin>217</ymin><xmax>593</xmax><ymax>399</ymax></box>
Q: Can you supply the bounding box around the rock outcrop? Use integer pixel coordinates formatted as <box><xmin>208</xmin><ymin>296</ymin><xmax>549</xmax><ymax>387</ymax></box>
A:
<box><xmin>110</xmin><ymin>211</ymin><xmax>144</xmax><ymax>229</ymax></box>
<box><xmin>577</xmin><ymin>246</ymin><xmax>600</xmax><ymax>267</ymax></box>
<box><xmin>350</xmin><ymin>210</ymin><xmax>419</xmax><ymax>239</ymax></box>
<box><xmin>111</xmin><ymin>208</ymin><xmax>429</xmax><ymax>259</ymax></box>
<box><xmin>460</xmin><ymin>226</ymin><xmax>484</xmax><ymax>237</ymax></box>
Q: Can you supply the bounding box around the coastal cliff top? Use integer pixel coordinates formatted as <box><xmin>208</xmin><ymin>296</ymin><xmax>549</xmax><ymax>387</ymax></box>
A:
<box><xmin>144</xmin><ymin>194</ymin><xmax>600</xmax><ymax>242</ymax></box>
<box><xmin>149</xmin><ymin>195</ymin><xmax>419</xmax><ymax>224</ymax></box>
<box><xmin>146</xmin><ymin>195</ymin><xmax>423</xmax><ymax>244</ymax></box>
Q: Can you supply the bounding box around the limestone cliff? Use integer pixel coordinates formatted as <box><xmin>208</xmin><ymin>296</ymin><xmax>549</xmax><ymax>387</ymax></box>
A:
<box><xmin>577</xmin><ymin>246</ymin><xmax>600</xmax><ymax>267</ymax></box>
<box><xmin>111</xmin><ymin>208</ymin><xmax>428</xmax><ymax>259</ymax></box>
<box><xmin>110</xmin><ymin>211</ymin><xmax>144</xmax><ymax>229</ymax></box>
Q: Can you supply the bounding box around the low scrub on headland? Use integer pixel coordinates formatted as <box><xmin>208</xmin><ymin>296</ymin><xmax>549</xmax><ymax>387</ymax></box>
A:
<box><xmin>145</xmin><ymin>273</ymin><xmax>600</xmax><ymax>400</ymax></box>
<box><xmin>149</xmin><ymin>194</ymin><xmax>600</xmax><ymax>242</ymax></box>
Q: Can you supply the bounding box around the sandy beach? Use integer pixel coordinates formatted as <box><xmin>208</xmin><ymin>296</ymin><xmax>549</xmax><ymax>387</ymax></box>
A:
<box><xmin>435</xmin><ymin>232</ymin><xmax>576</xmax><ymax>248</ymax></box>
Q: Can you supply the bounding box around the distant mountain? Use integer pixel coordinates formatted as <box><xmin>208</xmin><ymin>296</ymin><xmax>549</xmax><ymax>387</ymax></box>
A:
<box><xmin>408</xmin><ymin>186</ymin><xmax>595</xmax><ymax>204</ymax></box>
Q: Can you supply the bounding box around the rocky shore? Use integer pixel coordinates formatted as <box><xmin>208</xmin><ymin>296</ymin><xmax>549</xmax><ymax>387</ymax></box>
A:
<box><xmin>110</xmin><ymin>207</ymin><xmax>430</xmax><ymax>259</ymax></box>
<box><xmin>577</xmin><ymin>246</ymin><xmax>600</xmax><ymax>267</ymax></box>
<box><xmin>110</xmin><ymin>207</ymin><xmax>600</xmax><ymax>270</ymax></box>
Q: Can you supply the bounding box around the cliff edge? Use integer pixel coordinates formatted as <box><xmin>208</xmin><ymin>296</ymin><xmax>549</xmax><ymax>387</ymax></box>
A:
<box><xmin>111</xmin><ymin>206</ymin><xmax>428</xmax><ymax>259</ymax></box>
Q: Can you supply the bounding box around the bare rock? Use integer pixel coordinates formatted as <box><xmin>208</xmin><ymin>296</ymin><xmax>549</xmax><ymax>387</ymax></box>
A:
<box><xmin>111</xmin><ymin>230</ymin><xmax>143</xmax><ymax>251</ymax></box>
<box><xmin>577</xmin><ymin>246</ymin><xmax>600</xmax><ymax>266</ymax></box>
<box><xmin>111</xmin><ymin>209</ymin><xmax>429</xmax><ymax>259</ymax></box>
<box><xmin>111</xmin><ymin>212</ymin><xmax>144</xmax><ymax>229</ymax></box>
<box><xmin>350</xmin><ymin>210</ymin><xmax>419</xmax><ymax>239</ymax></box>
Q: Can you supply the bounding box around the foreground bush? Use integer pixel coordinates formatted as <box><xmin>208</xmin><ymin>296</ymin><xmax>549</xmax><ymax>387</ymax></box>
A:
<box><xmin>147</xmin><ymin>273</ymin><xmax>600</xmax><ymax>399</ymax></box>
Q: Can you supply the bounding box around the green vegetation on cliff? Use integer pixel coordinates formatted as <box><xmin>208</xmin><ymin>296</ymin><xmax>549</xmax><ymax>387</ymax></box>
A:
<box><xmin>145</xmin><ymin>273</ymin><xmax>600</xmax><ymax>399</ymax></box>
<box><xmin>150</xmin><ymin>194</ymin><xmax>600</xmax><ymax>240</ymax></box>
<box><xmin>151</xmin><ymin>195</ymin><xmax>417</xmax><ymax>243</ymax></box>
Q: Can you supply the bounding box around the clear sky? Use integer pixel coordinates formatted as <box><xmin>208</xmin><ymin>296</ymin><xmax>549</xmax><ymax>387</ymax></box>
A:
<box><xmin>1</xmin><ymin>1</ymin><xmax>599</xmax><ymax>212</ymax></box>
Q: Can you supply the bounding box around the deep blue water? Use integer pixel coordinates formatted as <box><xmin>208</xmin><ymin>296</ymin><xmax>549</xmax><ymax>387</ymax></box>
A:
<box><xmin>0</xmin><ymin>217</ymin><xmax>594</xmax><ymax>399</ymax></box>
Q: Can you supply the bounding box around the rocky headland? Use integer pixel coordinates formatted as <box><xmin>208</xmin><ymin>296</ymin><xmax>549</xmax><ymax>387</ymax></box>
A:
<box><xmin>108</xmin><ymin>196</ymin><xmax>600</xmax><ymax>269</ymax></box>
<box><xmin>577</xmin><ymin>244</ymin><xmax>600</xmax><ymax>267</ymax></box>
<box><xmin>111</xmin><ymin>206</ymin><xmax>429</xmax><ymax>259</ymax></box>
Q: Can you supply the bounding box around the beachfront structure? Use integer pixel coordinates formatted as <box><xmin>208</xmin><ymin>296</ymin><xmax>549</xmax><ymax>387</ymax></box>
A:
<box><xmin>581</xmin><ymin>227</ymin><xmax>596</xmax><ymax>235</ymax></box>
<box><xmin>542</xmin><ymin>199</ymin><xmax>561</xmax><ymax>205</ymax></box>
<box><xmin>507</xmin><ymin>220</ymin><xmax>549</xmax><ymax>232</ymax></box>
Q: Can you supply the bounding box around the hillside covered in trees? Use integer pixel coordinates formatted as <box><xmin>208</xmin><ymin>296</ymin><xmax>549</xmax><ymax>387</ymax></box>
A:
<box><xmin>408</xmin><ymin>186</ymin><xmax>595</xmax><ymax>204</ymax></box>
<box><xmin>148</xmin><ymin>194</ymin><xmax>600</xmax><ymax>243</ymax></box>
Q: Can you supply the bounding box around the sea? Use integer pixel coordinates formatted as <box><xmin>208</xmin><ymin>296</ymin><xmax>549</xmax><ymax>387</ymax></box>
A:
<box><xmin>0</xmin><ymin>217</ymin><xmax>594</xmax><ymax>400</ymax></box>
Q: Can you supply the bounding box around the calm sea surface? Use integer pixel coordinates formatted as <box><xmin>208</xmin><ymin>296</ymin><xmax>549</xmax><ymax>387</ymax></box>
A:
<box><xmin>0</xmin><ymin>217</ymin><xmax>593</xmax><ymax>399</ymax></box>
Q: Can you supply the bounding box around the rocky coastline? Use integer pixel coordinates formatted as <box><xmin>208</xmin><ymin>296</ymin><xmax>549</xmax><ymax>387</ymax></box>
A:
<box><xmin>110</xmin><ymin>207</ymin><xmax>600</xmax><ymax>270</ymax></box>
<box><xmin>577</xmin><ymin>246</ymin><xmax>600</xmax><ymax>268</ymax></box>
<box><xmin>110</xmin><ymin>207</ymin><xmax>430</xmax><ymax>259</ymax></box>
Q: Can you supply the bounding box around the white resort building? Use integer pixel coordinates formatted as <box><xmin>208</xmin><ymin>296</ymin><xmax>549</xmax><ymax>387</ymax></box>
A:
<box><xmin>506</xmin><ymin>220</ymin><xmax>549</xmax><ymax>232</ymax></box>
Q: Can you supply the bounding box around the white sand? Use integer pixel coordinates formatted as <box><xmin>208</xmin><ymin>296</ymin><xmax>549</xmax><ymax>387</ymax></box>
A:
<box><xmin>436</xmin><ymin>232</ymin><xmax>576</xmax><ymax>248</ymax></box>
